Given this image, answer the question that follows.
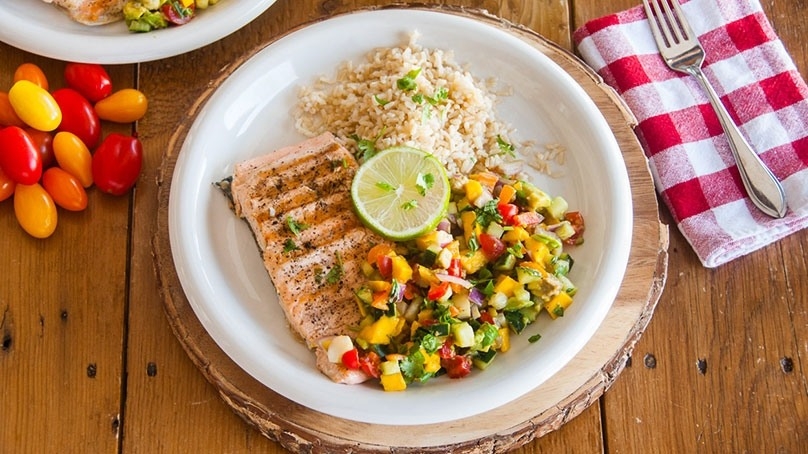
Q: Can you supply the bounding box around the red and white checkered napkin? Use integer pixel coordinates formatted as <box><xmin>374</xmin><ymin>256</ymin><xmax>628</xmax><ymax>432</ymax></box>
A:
<box><xmin>573</xmin><ymin>0</ymin><xmax>808</xmax><ymax>267</ymax></box>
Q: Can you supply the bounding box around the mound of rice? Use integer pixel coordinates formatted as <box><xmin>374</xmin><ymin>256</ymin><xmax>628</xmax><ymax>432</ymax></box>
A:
<box><xmin>294</xmin><ymin>32</ymin><xmax>541</xmax><ymax>181</ymax></box>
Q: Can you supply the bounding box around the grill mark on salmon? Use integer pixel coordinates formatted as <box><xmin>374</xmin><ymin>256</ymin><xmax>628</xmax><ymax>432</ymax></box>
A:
<box><xmin>227</xmin><ymin>132</ymin><xmax>393</xmax><ymax>384</ymax></box>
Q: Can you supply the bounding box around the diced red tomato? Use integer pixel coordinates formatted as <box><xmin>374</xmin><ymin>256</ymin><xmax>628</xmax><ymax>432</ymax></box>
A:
<box><xmin>496</xmin><ymin>203</ymin><xmax>519</xmax><ymax>225</ymax></box>
<box><xmin>427</xmin><ymin>281</ymin><xmax>450</xmax><ymax>300</ymax></box>
<box><xmin>478</xmin><ymin>233</ymin><xmax>506</xmax><ymax>260</ymax></box>
<box><xmin>359</xmin><ymin>351</ymin><xmax>381</xmax><ymax>378</ymax></box>
<box><xmin>442</xmin><ymin>355</ymin><xmax>472</xmax><ymax>378</ymax></box>
<box><xmin>341</xmin><ymin>348</ymin><xmax>360</xmax><ymax>370</ymax></box>
<box><xmin>438</xmin><ymin>338</ymin><xmax>456</xmax><ymax>360</ymax></box>
<box><xmin>161</xmin><ymin>1</ymin><xmax>195</xmax><ymax>25</ymax></box>
<box><xmin>563</xmin><ymin>211</ymin><xmax>586</xmax><ymax>245</ymax></box>
<box><xmin>513</xmin><ymin>211</ymin><xmax>543</xmax><ymax>227</ymax></box>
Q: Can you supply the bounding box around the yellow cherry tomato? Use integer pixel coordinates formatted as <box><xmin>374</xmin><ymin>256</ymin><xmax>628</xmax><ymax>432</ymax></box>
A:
<box><xmin>53</xmin><ymin>131</ymin><xmax>93</xmax><ymax>188</ymax></box>
<box><xmin>14</xmin><ymin>183</ymin><xmax>58</xmax><ymax>239</ymax></box>
<box><xmin>13</xmin><ymin>63</ymin><xmax>49</xmax><ymax>91</ymax></box>
<box><xmin>8</xmin><ymin>80</ymin><xmax>62</xmax><ymax>132</ymax></box>
<box><xmin>94</xmin><ymin>88</ymin><xmax>148</xmax><ymax>123</ymax></box>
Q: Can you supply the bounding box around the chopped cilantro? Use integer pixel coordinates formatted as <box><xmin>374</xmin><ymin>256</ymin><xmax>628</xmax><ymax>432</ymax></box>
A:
<box><xmin>474</xmin><ymin>200</ymin><xmax>503</xmax><ymax>228</ymax></box>
<box><xmin>376</xmin><ymin>181</ymin><xmax>396</xmax><ymax>192</ymax></box>
<box><xmin>425</xmin><ymin>86</ymin><xmax>449</xmax><ymax>105</ymax></box>
<box><xmin>396</xmin><ymin>68</ymin><xmax>421</xmax><ymax>91</ymax></box>
<box><xmin>374</xmin><ymin>94</ymin><xmax>390</xmax><ymax>106</ymax></box>
<box><xmin>324</xmin><ymin>252</ymin><xmax>344</xmax><ymax>284</ymax></box>
<box><xmin>415</xmin><ymin>172</ymin><xmax>435</xmax><ymax>196</ymax></box>
<box><xmin>496</xmin><ymin>135</ymin><xmax>516</xmax><ymax>157</ymax></box>
<box><xmin>282</xmin><ymin>238</ymin><xmax>298</xmax><ymax>253</ymax></box>
<box><xmin>528</xmin><ymin>333</ymin><xmax>542</xmax><ymax>343</ymax></box>
<box><xmin>285</xmin><ymin>216</ymin><xmax>309</xmax><ymax>236</ymax></box>
<box><xmin>401</xmin><ymin>200</ymin><xmax>418</xmax><ymax>211</ymax></box>
<box><xmin>411</xmin><ymin>93</ymin><xmax>424</xmax><ymax>104</ymax></box>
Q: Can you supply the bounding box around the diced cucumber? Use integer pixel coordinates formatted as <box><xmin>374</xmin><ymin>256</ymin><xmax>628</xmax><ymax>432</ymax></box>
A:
<box><xmin>452</xmin><ymin>322</ymin><xmax>475</xmax><ymax>348</ymax></box>
<box><xmin>516</xmin><ymin>266</ymin><xmax>542</xmax><ymax>284</ymax></box>
<box><xmin>380</xmin><ymin>360</ymin><xmax>401</xmax><ymax>375</ymax></box>
<box><xmin>547</xmin><ymin>196</ymin><xmax>568</xmax><ymax>220</ymax></box>
<box><xmin>473</xmin><ymin>349</ymin><xmax>497</xmax><ymax>370</ymax></box>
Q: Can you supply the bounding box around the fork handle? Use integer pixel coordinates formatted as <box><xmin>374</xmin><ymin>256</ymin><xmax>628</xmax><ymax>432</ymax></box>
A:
<box><xmin>687</xmin><ymin>67</ymin><xmax>788</xmax><ymax>218</ymax></box>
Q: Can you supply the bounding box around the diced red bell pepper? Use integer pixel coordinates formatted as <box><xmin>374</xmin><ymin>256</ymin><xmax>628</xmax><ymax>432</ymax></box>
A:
<box><xmin>447</xmin><ymin>258</ymin><xmax>462</xmax><ymax>277</ymax></box>
<box><xmin>427</xmin><ymin>281</ymin><xmax>450</xmax><ymax>300</ymax></box>
<box><xmin>496</xmin><ymin>203</ymin><xmax>519</xmax><ymax>225</ymax></box>
<box><xmin>478</xmin><ymin>311</ymin><xmax>495</xmax><ymax>325</ymax></box>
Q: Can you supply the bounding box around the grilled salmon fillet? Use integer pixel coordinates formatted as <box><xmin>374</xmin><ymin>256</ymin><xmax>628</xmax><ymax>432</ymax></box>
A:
<box><xmin>43</xmin><ymin>0</ymin><xmax>126</xmax><ymax>25</ymax></box>
<box><xmin>228</xmin><ymin>132</ymin><xmax>392</xmax><ymax>384</ymax></box>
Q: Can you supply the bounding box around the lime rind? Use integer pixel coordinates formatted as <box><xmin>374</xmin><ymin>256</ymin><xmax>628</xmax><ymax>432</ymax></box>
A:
<box><xmin>351</xmin><ymin>146</ymin><xmax>451</xmax><ymax>241</ymax></box>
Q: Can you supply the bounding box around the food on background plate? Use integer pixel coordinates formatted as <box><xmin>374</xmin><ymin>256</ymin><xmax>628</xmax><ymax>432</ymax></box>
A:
<box><xmin>42</xmin><ymin>0</ymin><xmax>127</xmax><ymax>26</ymax></box>
<box><xmin>220</xmin><ymin>35</ymin><xmax>584</xmax><ymax>390</ymax></box>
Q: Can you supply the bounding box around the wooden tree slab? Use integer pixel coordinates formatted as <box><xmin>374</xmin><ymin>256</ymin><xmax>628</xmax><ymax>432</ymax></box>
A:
<box><xmin>153</xmin><ymin>6</ymin><xmax>668</xmax><ymax>453</ymax></box>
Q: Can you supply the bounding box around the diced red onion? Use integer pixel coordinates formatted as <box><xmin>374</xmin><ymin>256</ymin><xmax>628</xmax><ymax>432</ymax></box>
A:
<box><xmin>435</xmin><ymin>273</ymin><xmax>473</xmax><ymax>289</ymax></box>
<box><xmin>468</xmin><ymin>287</ymin><xmax>486</xmax><ymax>306</ymax></box>
<box><xmin>437</xmin><ymin>219</ymin><xmax>451</xmax><ymax>233</ymax></box>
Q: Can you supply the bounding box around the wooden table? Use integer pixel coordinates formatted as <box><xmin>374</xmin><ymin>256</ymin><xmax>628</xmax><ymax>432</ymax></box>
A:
<box><xmin>1</xmin><ymin>1</ymin><xmax>806</xmax><ymax>452</ymax></box>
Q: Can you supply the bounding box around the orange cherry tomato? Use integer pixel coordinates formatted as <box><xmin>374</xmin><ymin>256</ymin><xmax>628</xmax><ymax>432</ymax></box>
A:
<box><xmin>8</xmin><ymin>80</ymin><xmax>62</xmax><ymax>132</ymax></box>
<box><xmin>53</xmin><ymin>131</ymin><xmax>93</xmax><ymax>188</ymax></box>
<box><xmin>94</xmin><ymin>88</ymin><xmax>148</xmax><ymax>123</ymax></box>
<box><xmin>42</xmin><ymin>167</ymin><xmax>87</xmax><ymax>211</ymax></box>
<box><xmin>0</xmin><ymin>92</ymin><xmax>25</xmax><ymax>127</ymax></box>
<box><xmin>14</xmin><ymin>183</ymin><xmax>58</xmax><ymax>239</ymax></box>
<box><xmin>13</xmin><ymin>63</ymin><xmax>49</xmax><ymax>91</ymax></box>
<box><xmin>0</xmin><ymin>167</ymin><xmax>16</xmax><ymax>202</ymax></box>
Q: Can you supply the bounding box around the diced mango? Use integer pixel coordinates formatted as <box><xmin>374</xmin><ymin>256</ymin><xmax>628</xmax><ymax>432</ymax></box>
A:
<box><xmin>423</xmin><ymin>349</ymin><xmax>441</xmax><ymax>373</ymax></box>
<box><xmin>380</xmin><ymin>372</ymin><xmax>407</xmax><ymax>391</ymax></box>
<box><xmin>415</xmin><ymin>231</ymin><xmax>440</xmax><ymax>250</ymax></box>
<box><xmin>367</xmin><ymin>243</ymin><xmax>394</xmax><ymax>264</ymax></box>
<box><xmin>546</xmin><ymin>291</ymin><xmax>573</xmax><ymax>320</ymax></box>
<box><xmin>493</xmin><ymin>275</ymin><xmax>521</xmax><ymax>297</ymax></box>
<box><xmin>358</xmin><ymin>315</ymin><xmax>402</xmax><ymax>344</ymax></box>
<box><xmin>460</xmin><ymin>210</ymin><xmax>479</xmax><ymax>243</ymax></box>
<box><xmin>464</xmin><ymin>179</ymin><xmax>484</xmax><ymax>202</ymax></box>
<box><xmin>498</xmin><ymin>184</ymin><xmax>516</xmax><ymax>204</ymax></box>
<box><xmin>498</xmin><ymin>328</ymin><xmax>511</xmax><ymax>352</ymax></box>
<box><xmin>502</xmin><ymin>226</ymin><xmax>529</xmax><ymax>243</ymax></box>
<box><xmin>459</xmin><ymin>249</ymin><xmax>488</xmax><ymax>274</ymax></box>
<box><xmin>524</xmin><ymin>236</ymin><xmax>551</xmax><ymax>265</ymax></box>
<box><xmin>414</xmin><ymin>264</ymin><xmax>439</xmax><ymax>287</ymax></box>
<box><xmin>470</xmin><ymin>171</ymin><xmax>499</xmax><ymax>190</ymax></box>
<box><xmin>391</xmin><ymin>255</ymin><xmax>413</xmax><ymax>283</ymax></box>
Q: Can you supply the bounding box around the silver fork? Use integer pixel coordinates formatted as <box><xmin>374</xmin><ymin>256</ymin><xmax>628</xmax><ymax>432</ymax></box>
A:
<box><xmin>642</xmin><ymin>0</ymin><xmax>787</xmax><ymax>218</ymax></box>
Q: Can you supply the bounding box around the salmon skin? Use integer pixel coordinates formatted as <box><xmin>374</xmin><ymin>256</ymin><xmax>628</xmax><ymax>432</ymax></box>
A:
<box><xmin>225</xmin><ymin>132</ymin><xmax>391</xmax><ymax>384</ymax></box>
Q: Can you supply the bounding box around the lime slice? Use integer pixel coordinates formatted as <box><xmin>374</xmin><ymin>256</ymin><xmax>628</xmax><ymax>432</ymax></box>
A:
<box><xmin>351</xmin><ymin>146</ymin><xmax>451</xmax><ymax>241</ymax></box>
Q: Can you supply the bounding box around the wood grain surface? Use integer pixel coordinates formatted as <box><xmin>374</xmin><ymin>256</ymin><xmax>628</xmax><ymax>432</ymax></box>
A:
<box><xmin>1</xmin><ymin>1</ymin><xmax>806</xmax><ymax>453</ymax></box>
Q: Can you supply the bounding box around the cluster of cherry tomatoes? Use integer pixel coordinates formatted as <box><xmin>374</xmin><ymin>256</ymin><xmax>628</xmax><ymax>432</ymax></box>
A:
<box><xmin>0</xmin><ymin>62</ymin><xmax>148</xmax><ymax>238</ymax></box>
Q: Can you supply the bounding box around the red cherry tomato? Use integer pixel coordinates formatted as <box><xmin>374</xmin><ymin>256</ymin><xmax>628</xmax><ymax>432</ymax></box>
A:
<box><xmin>13</xmin><ymin>63</ymin><xmax>49</xmax><ymax>91</ymax></box>
<box><xmin>562</xmin><ymin>211</ymin><xmax>586</xmax><ymax>246</ymax></box>
<box><xmin>376</xmin><ymin>254</ymin><xmax>393</xmax><ymax>278</ymax></box>
<box><xmin>51</xmin><ymin>88</ymin><xmax>101</xmax><ymax>149</ymax></box>
<box><xmin>0</xmin><ymin>126</ymin><xmax>42</xmax><ymax>185</ymax></box>
<box><xmin>0</xmin><ymin>92</ymin><xmax>25</xmax><ymax>127</ymax></box>
<box><xmin>478</xmin><ymin>233</ymin><xmax>506</xmax><ymax>260</ymax></box>
<box><xmin>341</xmin><ymin>348</ymin><xmax>361</xmax><ymax>370</ymax></box>
<box><xmin>0</xmin><ymin>167</ymin><xmax>15</xmax><ymax>202</ymax></box>
<box><xmin>42</xmin><ymin>167</ymin><xmax>88</xmax><ymax>211</ymax></box>
<box><xmin>14</xmin><ymin>183</ymin><xmax>57</xmax><ymax>239</ymax></box>
<box><xmin>24</xmin><ymin>128</ymin><xmax>55</xmax><ymax>169</ymax></box>
<box><xmin>161</xmin><ymin>1</ymin><xmax>196</xmax><ymax>25</ymax></box>
<box><xmin>92</xmin><ymin>133</ymin><xmax>143</xmax><ymax>196</ymax></box>
<box><xmin>64</xmin><ymin>63</ymin><xmax>112</xmax><ymax>103</ymax></box>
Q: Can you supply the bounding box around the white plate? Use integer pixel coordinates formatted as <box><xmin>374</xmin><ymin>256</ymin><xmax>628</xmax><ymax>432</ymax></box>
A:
<box><xmin>169</xmin><ymin>9</ymin><xmax>633</xmax><ymax>426</ymax></box>
<box><xmin>0</xmin><ymin>0</ymin><xmax>277</xmax><ymax>64</ymax></box>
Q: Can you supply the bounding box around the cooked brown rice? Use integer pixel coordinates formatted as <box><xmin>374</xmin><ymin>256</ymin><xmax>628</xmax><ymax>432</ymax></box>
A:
<box><xmin>294</xmin><ymin>32</ymin><xmax>557</xmax><ymax>180</ymax></box>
